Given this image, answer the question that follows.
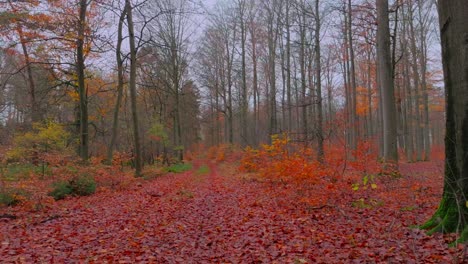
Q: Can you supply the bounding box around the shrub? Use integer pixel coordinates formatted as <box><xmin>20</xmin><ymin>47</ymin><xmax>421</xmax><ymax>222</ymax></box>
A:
<box><xmin>69</xmin><ymin>175</ymin><xmax>96</xmax><ymax>196</ymax></box>
<box><xmin>165</xmin><ymin>163</ymin><xmax>192</xmax><ymax>173</ymax></box>
<box><xmin>48</xmin><ymin>181</ymin><xmax>72</xmax><ymax>200</ymax></box>
<box><xmin>240</xmin><ymin>134</ymin><xmax>327</xmax><ymax>184</ymax></box>
<box><xmin>49</xmin><ymin>175</ymin><xmax>96</xmax><ymax>200</ymax></box>
<box><xmin>0</xmin><ymin>188</ymin><xmax>29</xmax><ymax>206</ymax></box>
<box><xmin>6</xmin><ymin>121</ymin><xmax>72</xmax><ymax>163</ymax></box>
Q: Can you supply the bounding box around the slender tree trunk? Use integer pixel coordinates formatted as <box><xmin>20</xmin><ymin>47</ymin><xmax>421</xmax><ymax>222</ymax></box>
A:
<box><xmin>416</xmin><ymin>0</ymin><xmax>431</xmax><ymax>160</ymax></box>
<box><xmin>315</xmin><ymin>0</ymin><xmax>324</xmax><ymax>162</ymax></box>
<box><xmin>250</xmin><ymin>16</ymin><xmax>259</xmax><ymax>145</ymax></box>
<box><xmin>377</xmin><ymin>0</ymin><xmax>398</xmax><ymax>164</ymax></box>
<box><xmin>408</xmin><ymin>5</ymin><xmax>424</xmax><ymax>161</ymax></box>
<box><xmin>7</xmin><ymin>0</ymin><xmax>39</xmax><ymax>123</ymax></box>
<box><xmin>285</xmin><ymin>2</ymin><xmax>292</xmax><ymax>132</ymax></box>
<box><xmin>225</xmin><ymin>31</ymin><xmax>235</xmax><ymax>144</ymax></box>
<box><xmin>126</xmin><ymin>0</ymin><xmax>142</xmax><ymax>176</ymax></box>
<box><xmin>299</xmin><ymin>3</ymin><xmax>308</xmax><ymax>142</ymax></box>
<box><xmin>348</xmin><ymin>0</ymin><xmax>358</xmax><ymax>152</ymax></box>
<box><xmin>239</xmin><ymin>0</ymin><xmax>248</xmax><ymax>146</ymax></box>
<box><xmin>77</xmin><ymin>0</ymin><xmax>89</xmax><ymax>161</ymax></box>
<box><xmin>366</xmin><ymin>48</ymin><xmax>373</xmax><ymax>138</ymax></box>
<box><xmin>107</xmin><ymin>7</ymin><xmax>127</xmax><ymax>164</ymax></box>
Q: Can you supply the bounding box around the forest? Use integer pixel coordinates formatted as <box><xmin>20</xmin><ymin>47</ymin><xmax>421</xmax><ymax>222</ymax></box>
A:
<box><xmin>0</xmin><ymin>0</ymin><xmax>467</xmax><ymax>262</ymax></box>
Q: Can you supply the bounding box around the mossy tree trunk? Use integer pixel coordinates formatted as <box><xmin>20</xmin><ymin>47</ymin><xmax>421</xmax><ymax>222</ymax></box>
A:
<box><xmin>422</xmin><ymin>0</ymin><xmax>468</xmax><ymax>244</ymax></box>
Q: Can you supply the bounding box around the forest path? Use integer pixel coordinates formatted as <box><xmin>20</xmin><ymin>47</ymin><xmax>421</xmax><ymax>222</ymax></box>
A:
<box><xmin>0</xmin><ymin>160</ymin><xmax>459</xmax><ymax>263</ymax></box>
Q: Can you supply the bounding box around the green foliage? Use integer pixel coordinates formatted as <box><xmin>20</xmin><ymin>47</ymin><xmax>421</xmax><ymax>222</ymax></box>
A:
<box><xmin>165</xmin><ymin>163</ymin><xmax>192</xmax><ymax>173</ymax></box>
<box><xmin>48</xmin><ymin>181</ymin><xmax>73</xmax><ymax>200</ymax></box>
<box><xmin>352</xmin><ymin>174</ymin><xmax>378</xmax><ymax>191</ymax></box>
<box><xmin>7</xmin><ymin>121</ymin><xmax>71</xmax><ymax>162</ymax></box>
<box><xmin>174</xmin><ymin>145</ymin><xmax>184</xmax><ymax>151</ymax></box>
<box><xmin>1</xmin><ymin>163</ymin><xmax>52</xmax><ymax>181</ymax></box>
<box><xmin>148</xmin><ymin>122</ymin><xmax>169</xmax><ymax>145</ymax></box>
<box><xmin>196</xmin><ymin>165</ymin><xmax>210</xmax><ymax>175</ymax></box>
<box><xmin>69</xmin><ymin>175</ymin><xmax>96</xmax><ymax>196</ymax></box>
<box><xmin>0</xmin><ymin>188</ymin><xmax>29</xmax><ymax>206</ymax></box>
<box><xmin>48</xmin><ymin>175</ymin><xmax>96</xmax><ymax>200</ymax></box>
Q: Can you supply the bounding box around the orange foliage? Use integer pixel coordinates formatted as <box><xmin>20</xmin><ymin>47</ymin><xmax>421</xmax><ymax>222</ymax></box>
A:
<box><xmin>240</xmin><ymin>134</ymin><xmax>329</xmax><ymax>184</ymax></box>
<box><xmin>206</xmin><ymin>144</ymin><xmax>241</xmax><ymax>163</ymax></box>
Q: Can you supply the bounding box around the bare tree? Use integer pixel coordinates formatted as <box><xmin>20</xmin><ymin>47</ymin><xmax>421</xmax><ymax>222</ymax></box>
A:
<box><xmin>376</xmin><ymin>0</ymin><xmax>398</xmax><ymax>164</ymax></box>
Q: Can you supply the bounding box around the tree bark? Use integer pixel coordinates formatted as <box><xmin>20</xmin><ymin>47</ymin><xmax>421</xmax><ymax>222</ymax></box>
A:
<box><xmin>348</xmin><ymin>0</ymin><xmax>358</xmax><ymax>152</ymax></box>
<box><xmin>376</xmin><ymin>0</ymin><xmax>398</xmax><ymax>164</ymax></box>
<box><xmin>315</xmin><ymin>0</ymin><xmax>324</xmax><ymax>162</ymax></box>
<box><xmin>238</xmin><ymin>0</ymin><xmax>248</xmax><ymax>146</ymax></box>
<box><xmin>77</xmin><ymin>0</ymin><xmax>89</xmax><ymax>161</ymax></box>
<box><xmin>126</xmin><ymin>0</ymin><xmax>142</xmax><ymax>176</ymax></box>
<box><xmin>107</xmin><ymin>6</ymin><xmax>127</xmax><ymax>164</ymax></box>
<box><xmin>422</xmin><ymin>0</ymin><xmax>468</xmax><ymax>244</ymax></box>
<box><xmin>408</xmin><ymin>4</ymin><xmax>424</xmax><ymax>161</ymax></box>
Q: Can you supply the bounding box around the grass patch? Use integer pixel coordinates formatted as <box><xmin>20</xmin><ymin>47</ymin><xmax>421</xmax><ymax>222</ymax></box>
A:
<box><xmin>196</xmin><ymin>165</ymin><xmax>210</xmax><ymax>175</ymax></box>
<box><xmin>164</xmin><ymin>163</ymin><xmax>192</xmax><ymax>173</ymax></box>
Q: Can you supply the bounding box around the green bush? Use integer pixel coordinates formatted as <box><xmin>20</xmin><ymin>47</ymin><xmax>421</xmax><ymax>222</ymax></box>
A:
<box><xmin>48</xmin><ymin>181</ymin><xmax>73</xmax><ymax>200</ymax></box>
<box><xmin>49</xmin><ymin>175</ymin><xmax>96</xmax><ymax>200</ymax></box>
<box><xmin>165</xmin><ymin>163</ymin><xmax>192</xmax><ymax>173</ymax></box>
<box><xmin>0</xmin><ymin>188</ymin><xmax>29</xmax><ymax>206</ymax></box>
<box><xmin>69</xmin><ymin>175</ymin><xmax>96</xmax><ymax>196</ymax></box>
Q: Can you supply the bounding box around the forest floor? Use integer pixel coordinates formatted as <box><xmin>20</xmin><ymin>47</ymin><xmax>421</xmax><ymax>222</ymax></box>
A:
<box><xmin>0</xmin><ymin>159</ymin><xmax>466</xmax><ymax>263</ymax></box>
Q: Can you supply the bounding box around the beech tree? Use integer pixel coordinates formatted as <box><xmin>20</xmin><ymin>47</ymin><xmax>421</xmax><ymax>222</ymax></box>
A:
<box><xmin>376</xmin><ymin>0</ymin><xmax>398</xmax><ymax>164</ymax></box>
<box><xmin>422</xmin><ymin>0</ymin><xmax>468</xmax><ymax>243</ymax></box>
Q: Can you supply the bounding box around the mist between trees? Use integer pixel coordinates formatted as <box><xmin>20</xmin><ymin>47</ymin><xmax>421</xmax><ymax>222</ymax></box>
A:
<box><xmin>0</xmin><ymin>0</ymin><xmax>442</xmax><ymax>167</ymax></box>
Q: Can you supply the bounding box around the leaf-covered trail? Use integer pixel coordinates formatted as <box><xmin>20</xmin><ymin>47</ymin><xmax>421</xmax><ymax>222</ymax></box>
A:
<box><xmin>0</xmin><ymin>160</ymin><xmax>463</xmax><ymax>262</ymax></box>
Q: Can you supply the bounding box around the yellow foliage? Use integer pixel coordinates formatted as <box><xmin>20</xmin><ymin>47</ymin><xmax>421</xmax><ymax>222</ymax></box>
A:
<box><xmin>7</xmin><ymin>121</ymin><xmax>71</xmax><ymax>162</ymax></box>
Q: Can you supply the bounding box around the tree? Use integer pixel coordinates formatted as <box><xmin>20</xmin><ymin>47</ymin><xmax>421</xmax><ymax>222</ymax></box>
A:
<box><xmin>422</xmin><ymin>0</ymin><xmax>468</xmax><ymax>244</ymax></box>
<box><xmin>376</xmin><ymin>0</ymin><xmax>398</xmax><ymax>164</ymax></box>
<box><xmin>314</xmin><ymin>0</ymin><xmax>324</xmax><ymax>162</ymax></box>
<box><xmin>126</xmin><ymin>0</ymin><xmax>143</xmax><ymax>176</ymax></box>
<box><xmin>76</xmin><ymin>0</ymin><xmax>89</xmax><ymax>161</ymax></box>
<box><xmin>106</xmin><ymin>4</ymin><xmax>127</xmax><ymax>164</ymax></box>
<box><xmin>236</xmin><ymin>0</ymin><xmax>249</xmax><ymax>146</ymax></box>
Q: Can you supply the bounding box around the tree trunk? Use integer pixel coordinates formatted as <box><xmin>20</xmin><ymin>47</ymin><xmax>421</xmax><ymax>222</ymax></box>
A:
<box><xmin>126</xmin><ymin>0</ymin><xmax>142</xmax><ymax>176</ymax></box>
<box><xmin>422</xmin><ymin>0</ymin><xmax>468</xmax><ymax>244</ymax></box>
<box><xmin>77</xmin><ymin>0</ymin><xmax>89</xmax><ymax>161</ymax></box>
<box><xmin>315</xmin><ymin>0</ymin><xmax>324</xmax><ymax>162</ymax></box>
<box><xmin>408</xmin><ymin>4</ymin><xmax>424</xmax><ymax>161</ymax></box>
<box><xmin>239</xmin><ymin>0</ymin><xmax>248</xmax><ymax>146</ymax></box>
<box><xmin>376</xmin><ymin>0</ymin><xmax>398</xmax><ymax>164</ymax></box>
<box><xmin>107</xmin><ymin>6</ymin><xmax>127</xmax><ymax>164</ymax></box>
<box><xmin>299</xmin><ymin>2</ymin><xmax>308</xmax><ymax>142</ymax></box>
<box><xmin>285</xmin><ymin>2</ymin><xmax>292</xmax><ymax>133</ymax></box>
<box><xmin>249</xmin><ymin>15</ymin><xmax>259</xmax><ymax>145</ymax></box>
<box><xmin>348</xmin><ymin>0</ymin><xmax>358</xmax><ymax>152</ymax></box>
